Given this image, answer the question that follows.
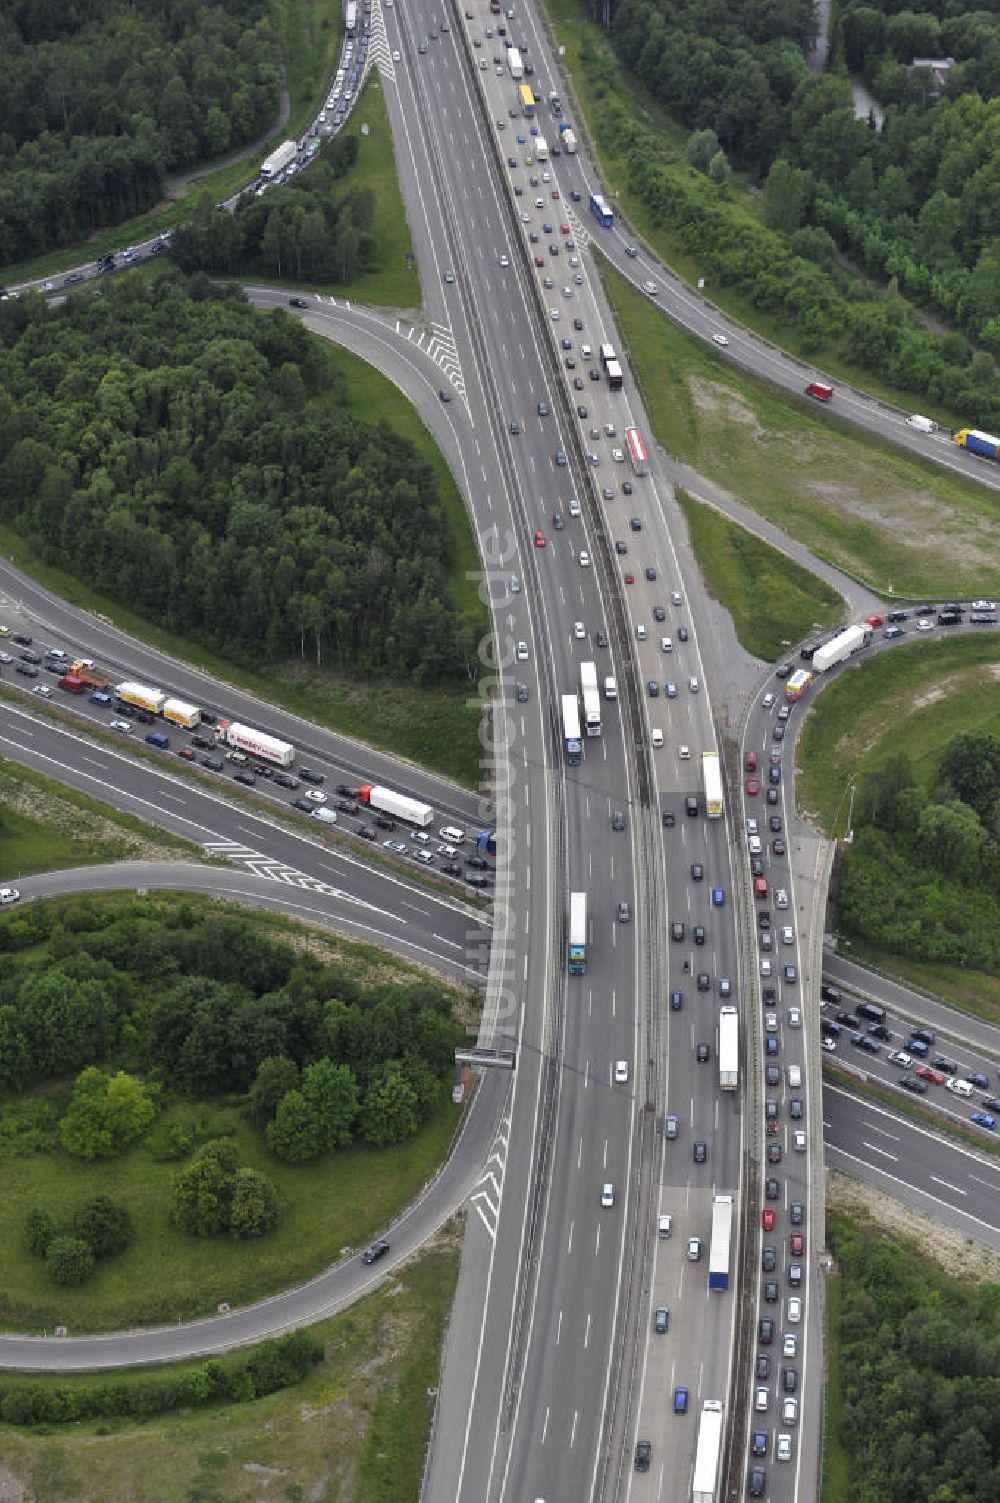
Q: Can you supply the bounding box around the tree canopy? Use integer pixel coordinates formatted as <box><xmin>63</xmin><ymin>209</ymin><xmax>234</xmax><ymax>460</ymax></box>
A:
<box><xmin>0</xmin><ymin>0</ymin><xmax>278</xmax><ymax>260</ymax></box>
<box><xmin>0</xmin><ymin>276</ymin><xmax>473</xmax><ymax>683</ymax></box>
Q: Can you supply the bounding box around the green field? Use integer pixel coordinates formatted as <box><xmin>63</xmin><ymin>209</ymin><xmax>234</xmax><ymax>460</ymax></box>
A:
<box><xmin>819</xmin><ymin>1258</ymin><xmax>850</xmax><ymax>1503</ymax></box>
<box><xmin>0</xmin><ymin>1239</ymin><xmax>459</xmax><ymax>1503</ymax></box>
<box><xmin>0</xmin><ymin>1085</ymin><xmax>460</xmax><ymax>1333</ymax></box>
<box><xmin>0</xmin><ymin>759</ymin><xmax>202</xmax><ymax>882</ymax></box>
<box><xmin>602</xmin><ymin>265</ymin><xmax>1000</xmax><ymax>600</ymax></box>
<box><xmin>675</xmin><ymin>489</ymin><xmax>842</xmax><ymax>660</ymax></box>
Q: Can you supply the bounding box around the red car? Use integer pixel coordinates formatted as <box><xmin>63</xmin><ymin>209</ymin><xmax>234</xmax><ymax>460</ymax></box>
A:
<box><xmin>176</xmin><ymin>746</ymin><xmax>195</xmax><ymax>761</ymax></box>
<box><xmin>917</xmin><ymin>1064</ymin><xmax>945</xmax><ymax>1084</ymax></box>
<box><xmin>745</xmin><ymin>751</ymin><xmax>758</xmax><ymax>772</ymax></box>
<box><xmin>551</xmin><ymin>188</ymin><xmax>561</xmax><ymax>199</ymax></box>
<box><xmin>560</xmin><ymin>223</ymin><xmax>570</xmax><ymax>234</ymax></box>
<box><xmin>534</xmin><ymin>530</ymin><xmax>546</xmax><ymax>547</ymax></box>
<box><xmin>867</xmin><ymin>614</ymin><xmax>884</xmax><ymax>627</ymax></box>
<box><xmin>745</xmin><ymin>776</ymin><xmax>760</xmax><ymax>796</ymax></box>
<box><xmin>623</xmin><ymin>572</ymin><xmax>635</xmax><ymax>584</ymax></box>
<box><xmin>790</xmin><ymin>1232</ymin><xmax>804</xmax><ymax>1257</ymax></box>
<box><xmin>762</xmin><ymin>1207</ymin><xmax>776</xmax><ymax>1232</ymax></box>
<box><xmin>534</xmin><ymin>255</ymin><xmax>545</xmax><ymax>267</ymax></box>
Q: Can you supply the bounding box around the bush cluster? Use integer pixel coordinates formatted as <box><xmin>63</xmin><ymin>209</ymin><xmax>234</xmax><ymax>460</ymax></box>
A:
<box><xmin>23</xmin><ymin>1195</ymin><xmax>133</xmax><ymax>1286</ymax></box>
<box><xmin>0</xmin><ymin>1329</ymin><xmax>323</xmax><ymax>1426</ymax></box>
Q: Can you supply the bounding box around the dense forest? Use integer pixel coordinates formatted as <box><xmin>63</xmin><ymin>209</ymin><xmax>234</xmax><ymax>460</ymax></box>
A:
<box><xmin>604</xmin><ymin>0</ymin><xmax>1000</xmax><ymax>398</ymax></box>
<box><xmin>0</xmin><ymin>276</ymin><xmax>476</xmax><ymax>682</ymax></box>
<box><xmin>170</xmin><ymin>134</ymin><xmax>379</xmax><ymax>282</ymax></box>
<box><xmin>837</xmin><ymin>732</ymin><xmax>1000</xmax><ymax>972</ymax></box>
<box><xmin>0</xmin><ymin>898</ymin><xmax>464</xmax><ymax>1152</ymax></box>
<box><xmin>0</xmin><ymin>0</ymin><xmax>278</xmax><ymax>262</ymax></box>
<box><xmin>831</xmin><ymin>1216</ymin><xmax>1000</xmax><ymax>1503</ymax></box>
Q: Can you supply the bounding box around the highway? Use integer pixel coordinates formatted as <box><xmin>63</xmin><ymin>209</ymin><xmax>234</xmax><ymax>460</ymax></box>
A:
<box><xmin>2</xmin><ymin>2</ymin><xmax>997</xmax><ymax>1499</ymax></box>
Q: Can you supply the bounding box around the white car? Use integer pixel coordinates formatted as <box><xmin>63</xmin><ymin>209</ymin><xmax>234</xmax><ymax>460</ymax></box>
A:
<box><xmin>305</xmin><ymin>789</ymin><xmax>327</xmax><ymax>804</ymax></box>
<box><xmin>688</xmin><ymin>676</ymin><xmax>700</xmax><ymax>693</ymax></box>
<box><xmin>788</xmin><ymin>1007</ymin><xmax>802</xmax><ymax>1028</ymax></box>
<box><xmin>611</xmin><ymin>447</ymin><xmax>624</xmax><ymax>463</ymax></box>
<box><xmin>972</xmin><ymin>599</ymin><xmax>996</xmax><ymax>610</ymax></box>
<box><xmin>33</xmin><ymin>684</ymin><xmax>52</xmax><ymax>697</ymax></box>
<box><xmin>679</xmin><ymin>745</ymin><xmax>690</xmax><ymax>760</ymax></box>
<box><xmin>917</xmin><ymin>618</ymin><xmax>934</xmax><ymax>630</ymax></box>
<box><xmin>0</xmin><ymin>887</ymin><xmax>21</xmax><ymax>904</ymax></box>
<box><xmin>410</xmin><ymin>829</ymin><xmax>430</xmax><ymax>844</ymax></box>
<box><xmin>761</xmin><ymin>958</ymin><xmax>772</xmax><ymax>978</ymax></box>
<box><xmin>762</xmin><ymin>691</ymin><xmax>776</xmax><ymax>708</ymax></box>
<box><xmin>687</xmin><ymin>1235</ymin><xmax>701</xmax><ymax>1261</ymax></box>
<box><xmin>783</xmin><ymin>1334</ymin><xmax>797</xmax><ymax>1357</ymax></box>
<box><xmin>574</xmin><ymin>621</ymin><xmax>585</xmax><ymax>639</ymax></box>
<box><xmin>644</xmin><ymin>280</ymin><xmax>658</xmax><ymax>295</ymax></box>
<box><xmin>601</xmin><ymin>1182</ymin><xmax>615</xmax><ymax>1208</ymax></box>
<box><xmin>793</xmin><ymin>1130</ymin><xmax>807</xmax><ymax>1152</ymax></box>
<box><xmin>765</xmin><ymin>1012</ymin><xmax>777</xmax><ymax>1033</ymax></box>
<box><xmin>614</xmin><ymin>1059</ymin><xmax>629</xmax><ymax>1084</ymax></box>
<box><xmin>887</xmin><ymin>1049</ymin><xmax>912</xmax><ymax>1067</ymax></box>
<box><xmin>755</xmin><ymin>1387</ymin><xmax>769</xmax><ymax>1413</ymax></box>
<box><xmin>787</xmin><ymin>1297</ymin><xmax>801</xmax><ymax>1324</ymax></box>
<box><xmin>393</xmin><ymin>48</ymin><xmax>401</xmax><ymax>60</ymax></box>
<box><xmin>549</xmin><ymin>307</ymin><xmax>560</xmax><ymax>320</ymax></box>
<box><xmin>579</xmin><ymin>551</ymin><xmax>590</xmax><ymax>567</ymax></box>
<box><xmin>748</xmin><ymin>835</ymin><xmax>763</xmax><ymax>855</ymax></box>
<box><xmin>712</xmin><ymin>333</ymin><xmax>729</xmax><ymax>347</ymax></box>
<box><xmin>110</xmin><ymin>719</ymin><xmax>132</xmax><ymax>734</ymax></box>
<box><xmin>499</xmin><ymin>253</ymin><xmax>509</xmax><ymax>267</ymax></box>
<box><xmin>776</xmin><ymin>1433</ymin><xmax>792</xmax><ymax>1462</ymax></box>
<box><xmin>781</xmin><ymin>925</ymin><xmax>794</xmax><ymax>945</ymax></box>
<box><xmin>516</xmin><ymin>640</ymin><xmax>528</xmax><ymax>660</ymax></box>
<box><xmin>822</xmin><ymin>1036</ymin><xmax>837</xmax><ymax>1052</ymax></box>
<box><xmin>782</xmin><ymin>1398</ymin><xmax>798</xmax><ymax>1426</ymax></box>
<box><xmin>775</xmin><ymin>888</ymin><xmax>789</xmax><ymax>908</ymax></box>
<box><xmin>746</xmin><ymin>817</ymin><xmax>759</xmax><ymax>835</ymax></box>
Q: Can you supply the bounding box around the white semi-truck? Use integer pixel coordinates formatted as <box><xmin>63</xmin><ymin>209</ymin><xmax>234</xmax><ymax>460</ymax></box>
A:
<box><xmin>260</xmin><ymin>140</ymin><xmax>298</xmax><ymax>180</ymax></box>
<box><xmin>580</xmin><ymin>661</ymin><xmax>602</xmax><ymax>737</ymax></box>
<box><xmin>692</xmin><ymin>1399</ymin><xmax>725</xmax><ymax>1502</ymax></box>
<box><xmin>811</xmin><ymin>622</ymin><xmax>873</xmax><ymax>673</ymax></box>
<box><xmin>216</xmin><ymin>720</ymin><xmax>295</xmax><ymax>768</ymax></box>
<box><xmin>718</xmin><ymin>1006</ymin><xmax>738</xmax><ymax>1091</ymax></box>
<box><xmin>534</xmin><ymin>136</ymin><xmax>548</xmax><ymax>161</ymax></box>
<box><xmin>355</xmin><ymin>783</ymin><xmax>434</xmax><ymax>826</ymax></box>
<box><xmin>708</xmin><ymin>1195</ymin><xmax>733</xmax><ymax>1292</ymax></box>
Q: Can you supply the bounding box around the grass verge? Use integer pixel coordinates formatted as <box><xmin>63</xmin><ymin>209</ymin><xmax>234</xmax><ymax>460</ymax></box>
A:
<box><xmin>834</xmin><ymin>936</ymin><xmax>1000</xmax><ymax>1028</ymax></box>
<box><xmin>600</xmin><ymin>262</ymin><xmax>1000</xmax><ymax>599</ymax></box>
<box><xmin>0</xmin><ymin>1238</ymin><xmax>459</xmax><ymax>1503</ymax></box>
<box><xmin>675</xmin><ymin>488</ymin><xmax>842</xmax><ymax>660</ymax></box>
<box><xmin>0</xmin><ymin>759</ymin><xmax>202</xmax><ymax>882</ymax></box>
<box><xmin>819</xmin><ymin>1254</ymin><xmax>850</xmax><ymax>1503</ymax></box>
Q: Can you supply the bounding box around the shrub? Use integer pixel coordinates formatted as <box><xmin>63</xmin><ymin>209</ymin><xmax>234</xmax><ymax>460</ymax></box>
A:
<box><xmin>45</xmin><ymin>1236</ymin><xmax>95</xmax><ymax>1287</ymax></box>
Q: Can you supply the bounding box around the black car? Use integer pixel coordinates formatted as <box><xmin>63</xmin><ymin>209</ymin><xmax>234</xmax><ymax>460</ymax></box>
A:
<box><xmin>253</xmin><ymin>763</ymin><xmax>274</xmax><ymax>778</ymax></box>
<box><xmin>696</xmin><ymin>1042</ymin><xmax>709</xmax><ymax>1062</ymax></box>
<box><xmin>358</xmin><ymin>828</ymin><xmax>376</xmax><ymax>841</ymax></box>
<box><xmin>289</xmin><ymin>297</ymin><xmax>309</xmax><ymax>309</ymax></box>
<box><xmin>596</xmin><ymin>630</ymin><xmax>609</xmax><ymax>648</ymax></box>
<box><xmin>15</xmin><ymin>663</ymin><xmax>39</xmax><ymax>677</ymax></box>
<box><xmin>635</xmin><ymin>1441</ymin><xmax>652</xmax><ymax>1472</ymax></box>
<box><xmin>299</xmin><ymin>767</ymin><xmax>325</xmax><ymax>784</ymax></box>
<box><xmin>274</xmin><ymin>773</ymin><xmax>300</xmax><ymax>789</ymax></box>
<box><xmin>762</xmin><ymin>1245</ymin><xmax>776</xmax><ymax>1272</ymax></box>
<box><xmin>11</xmin><ymin>633</ymin><xmax>32</xmax><ymax>646</ymax></box>
<box><xmin>200</xmin><ymin>756</ymin><xmax>224</xmax><ymax>771</ymax></box>
<box><xmin>442</xmin><ymin>862</ymin><xmax>463</xmax><ymax>876</ymax></box>
<box><xmin>291</xmin><ymin>797</ymin><xmax>315</xmax><ymax>812</ymax></box>
<box><xmin>789</xmin><ymin>1201</ymin><xmax>804</xmax><ymax>1225</ymax></box>
<box><xmin>837</xmin><ymin>1011</ymin><xmax>860</xmax><ymax>1028</ymax></box>
<box><xmin>763</xmin><ymin>1279</ymin><xmax>778</xmax><ymax>1303</ymax></box>
<box><xmin>336</xmin><ymin>799</ymin><xmax>359</xmax><ymax>814</ymax></box>
<box><xmin>693</xmin><ymin>1140</ymin><xmax>707</xmax><ymax>1163</ymax></box>
<box><xmin>765</xmin><ymin>1177</ymin><xmax>780</xmax><ymax>1200</ymax></box>
<box><xmin>362</xmin><ymin>1237</ymin><xmax>390</xmax><ymax>1265</ymax></box>
<box><xmin>375</xmin><ymin>815</ymin><xmax>395</xmax><ymax>830</ymax></box>
<box><xmin>44</xmin><ymin>660</ymin><xmax>63</xmax><ymax>673</ymax></box>
<box><xmin>19</xmin><ymin>649</ymin><xmax>40</xmax><ymax>663</ymax></box>
<box><xmin>663</xmin><ymin>809</ymin><xmax>675</xmax><ymax>827</ymax></box>
<box><xmin>191</xmin><ymin>734</ymin><xmax>214</xmax><ymax>749</ymax></box>
<box><xmin>899</xmin><ymin>1074</ymin><xmax>927</xmax><ymax>1094</ymax></box>
<box><xmin>748</xmin><ymin>1465</ymin><xmax>766</xmax><ymax>1498</ymax></box>
<box><xmin>759</xmin><ymin>1318</ymin><xmax>774</xmax><ymax>1343</ymax></box>
<box><xmin>233</xmin><ymin>770</ymin><xmax>256</xmax><ymax>787</ymax></box>
<box><xmin>335</xmin><ymin>783</ymin><xmax>356</xmax><ymax>796</ymax></box>
<box><xmin>756</xmin><ymin>1354</ymin><xmax>771</xmax><ymax>1380</ymax></box>
<box><xmin>466</xmin><ymin>855</ymin><xmax>488</xmax><ymax>870</ymax></box>
<box><xmin>693</xmin><ymin>925</ymin><xmax>706</xmax><ymax>945</ymax></box>
<box><xmin>653</xmin><ymin>605</ymin><xmax>666</xmax><ymax>622</ymax></box>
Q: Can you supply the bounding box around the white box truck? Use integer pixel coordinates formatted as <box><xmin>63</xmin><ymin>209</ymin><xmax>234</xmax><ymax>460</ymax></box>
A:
<box><xmin>535</xmin><ymin>136</ymin><xmax>548</xmax><ymax>161</ymax></box>
<box><xmin>719</xmin><ymin>1006</ymin><xmax>738</xmax><ymax>1091</ymax></box>
<box><xmin>811</xmin><ymin>623</ymin><xmax>872</xmax><ymax>673</ymax></box>
<box><xmin>692</xmin><ymin>1399</ymin><xmax>724</xmax><ymax>1503</ymax></box>
<box><xmin>507</xmin><ymin>46</ymin><xmax>523</xmax><ymax>79</ymax></box>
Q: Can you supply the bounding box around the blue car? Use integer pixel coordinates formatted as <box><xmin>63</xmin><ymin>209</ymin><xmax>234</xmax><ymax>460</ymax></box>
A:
<box><xmin>712</xmin><ymin>887</ymin><xmax>725</xmax><ymax>907</ymax></box>
<box><xmin>517</xmin><ymin>133</ymin><xmax>526</xmax><ymax>143</ymax></box>
<box><xmin>766</xmin><ymin>1035</ymin><xmax>778</xmax><ymax>1057</ymax></box>
<box><xmin>674</xmin><ymin>1386</ymin><xmax>689</xmax><ymax>1414</ymax></box>
<box><xmin>967</xmin><ymin>1072</ymin><xmax>990</xmax><ymax>1090</ymax></box>
<box><xmin>671</xmin><ymin>989</ymin><xmax>683</xmax><ymax>1010</ymax></box>
<box><xmin>971</xmin><ymin>1112</ymin><xmax>996</xmax><ymax>1130</ymax></box>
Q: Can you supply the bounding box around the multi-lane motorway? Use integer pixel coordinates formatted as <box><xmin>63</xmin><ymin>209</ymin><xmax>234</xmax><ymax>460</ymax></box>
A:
<box><xmin>2</xmin><ymin>1</ymin><xmax>1000</xmax><ymax>1500</ymax></box>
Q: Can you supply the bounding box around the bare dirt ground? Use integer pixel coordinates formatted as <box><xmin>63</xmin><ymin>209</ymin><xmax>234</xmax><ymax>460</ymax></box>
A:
<box><xmin>826</xmin><ymin>1169</ymin><xmax>1000</xmax><ymax>1284</ymax></box>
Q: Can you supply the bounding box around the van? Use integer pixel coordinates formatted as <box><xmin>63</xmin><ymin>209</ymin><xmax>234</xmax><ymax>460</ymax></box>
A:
<box><xmin>657</xmin><ymin>1213</ymin><xmax>672</xmax><ymax>1238</ymax></box>
<box><xmin>786</xmin><ymin>1065</ymin><xmax>802</xmax><ymax>1089</ymax></box>
<box><xmin>312</xmin><ymin>806</ymin><xmax>338</xmax><ymax>825</ymax></box>
<box><xmin>439</xmin><ymin>825</ymin><xmax>465</xmax><ymax>843</ymax></box>
<box><xmin>754</xmin><ymin>876</ymin><xmax>769</xmax><ymax>900</ymax></box>
<box><xmin>856</xmin><ymin>1002</ymin><xmax>886</xmax><ymax>1025</ymax></box>
<box><xmin>144</xmin><ymin>731</ymin><xmax>169</xmax><ymax>749</ymax></box>
<box><xmin>906</xmin><ymin>414</ymin><xmax>934</xmax><ymax>433</ymax></box>
<box><xmin>651</xmin><ymin>728</ymin><xmax>663</xmax><ymax>748</ymax></box>
<box><xmin>805</xmin><ymin>381</ymin><xmax>833</xmax><ymax>402</ymax></box>
<box><xmin>604</xmin><ymin>676</ymin><xmax>618</xmax><ymax>700</ymax></box>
